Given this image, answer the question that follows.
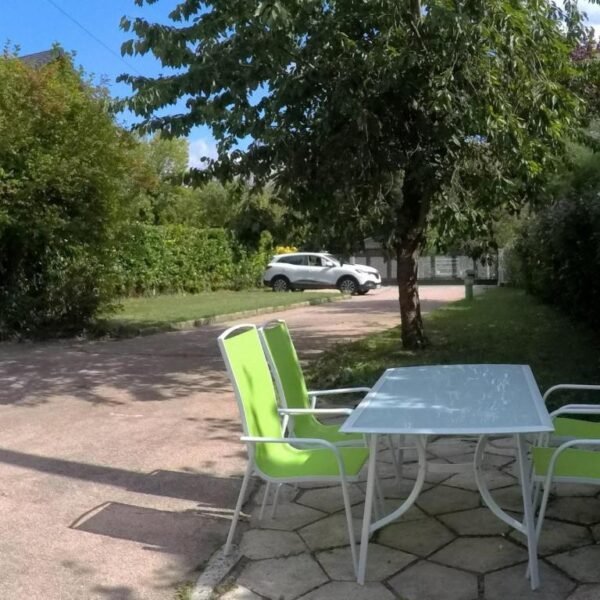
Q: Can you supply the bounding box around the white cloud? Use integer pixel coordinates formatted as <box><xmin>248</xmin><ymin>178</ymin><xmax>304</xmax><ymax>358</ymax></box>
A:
<box><xmin>188</xmin><ymin>137</ymin><xmax>218</xmax><ymax>170</ymax></box>
<box><xmin>578</xmin><ymin>1</ymin><xmax>600</xmax><ymax>33</ymax></box>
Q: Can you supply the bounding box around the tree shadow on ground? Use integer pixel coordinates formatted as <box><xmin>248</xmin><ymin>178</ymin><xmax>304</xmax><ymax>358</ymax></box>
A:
<box><xmin>0</xmin><ymin>286</ymin><xmax>456</xmax><ymax>407</ymax></box>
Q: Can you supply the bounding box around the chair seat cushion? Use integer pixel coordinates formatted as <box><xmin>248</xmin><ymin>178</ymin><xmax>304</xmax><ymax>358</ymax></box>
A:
<box><xmin>554</xmin><ymin>417</ymin><xmax>600</xmax><ymax>439</ymax></box>
<box><xmin>257</xmin><ymin>444</ymin><xmax>369</xmax><ymax>480</ymax></box>
<box><xmin>533</xmin><ymin>446</ymin><xmax>600</xmax><ymax>481</ymax></box>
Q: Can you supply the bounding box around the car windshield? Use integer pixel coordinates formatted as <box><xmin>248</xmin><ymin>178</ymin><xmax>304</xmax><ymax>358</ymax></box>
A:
<box><xmin>323</xmin><ymin>254</ymin><xmax>342</xmax><ymax>266</ymax></box>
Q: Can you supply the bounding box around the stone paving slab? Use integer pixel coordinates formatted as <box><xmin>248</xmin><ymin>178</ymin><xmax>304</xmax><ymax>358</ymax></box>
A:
<box><xmin>546</xmin><ymin>497</ymin><xmax>600</xmax><ymax>525</ymax></box>
<box><xmin>378</xmin><ymin>516</ymin><xmax>455</xmax><ymax>556</ymax></box>
<box><xmin>296</xmin><ymin>484</ymin><xmax>365</xmax><ymax>513</ymax></box>
<box><xmin>238</xmin><ymin>554</ymin><xmax>328</xmax><ymax>599</ymax></box>
<box><xmin>240</xmin><ymin>529</ymin><xmax>306</xmax><ymax>560</ymax></box>
<box><xmin>316</xmin><ymin>543</ymin><xmax>415</xmax><ymax>581</ymax></box>
<box><xmin>484</xmin><ymin>562</ymin><xmax>576</xmax><ymax>600</ymax></box>
<box><xmin>443</xmin><ymin>467</ymin><xmax>517</xmax><ymax>492</ymax></box>
<box><xmin>416</xmin><ymin>484</ymin><xmax>480</xmax><ymax>515</ymax></box>
<box><xmin>214</xmin><ymin>432</ymin><xmax>599</xmax><ymax>600</ymax></box>
<box><xmin>568</xmin><ymin>584</ymin><xmax>600</xmax><ymax>600</ymax></box>
<box><xmin>510</xmin><ymin>518</ymin><xmax>592</xmax><ymax>556</ymax></box>
<box><xmin>389</xmin><ymin>560</ymin><xmax>478</xmax><ymax>600</ymax></box>
<box><xmin>430</xmin><ymin>536</ymin><xmax>528</xmax><ymax>573</ymax></box>
<box><xmin>439</xmin><ymin>507</ymin><xmax>511</xmax><ymax>536</ymax></box>
<box><xmin>298</xmin><ymin>581</ymin><xmax>396</xmax><ymax>600</ymax></box>
<box><xmin>547</xmin><ymin>545</ymin><xmax>600</xmax><ymax>583</ymax></box>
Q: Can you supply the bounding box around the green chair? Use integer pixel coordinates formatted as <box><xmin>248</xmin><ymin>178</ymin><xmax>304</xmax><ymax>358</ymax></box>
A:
<box><xmin>218</xmin><ymin>324</ymin><xmax>369</xmax><ymax>575</ymax></box>
<box><xmin>543</xmin><ymin>384</ymin><xmax>600</xmax><ymax>442</ymax></box>
<box><xmin>258</xmin><ymin>319</ymin><xmax>403</xmax><ymax>508</ymax></box>
<box><xmin>526</xmin><ymin>384</ymin><xmax>600</xmax><ymax>555</ymax></box>
<box><xmin>258</xmin><ymin>319</ymin><xmax>369</xmax><ymax>446</ymax></box>
<box><xmin>532</xmin><ymin>438</ymin><xmax>600</xmax><ymax>542</ymax></box>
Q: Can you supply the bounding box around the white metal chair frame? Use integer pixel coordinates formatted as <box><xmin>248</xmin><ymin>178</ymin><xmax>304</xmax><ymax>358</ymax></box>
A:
<box><xmin>218</xmin><ymin>324</ymin><xmax>368</xmax><ymax>576</ymax></box>
<box><xmin>531</xmin><ymin>384</ymin><xmax>600</xmax><ymax>507</ymax></box>
<box><xmin>259</xmin><ymin>318</ymin><xmax>404</xmax><ymax>470</ymax></box>
<box><xmin>533</xmin><ymin>438</ymin><xmax>600</xmax><ymax>542</ymax></box>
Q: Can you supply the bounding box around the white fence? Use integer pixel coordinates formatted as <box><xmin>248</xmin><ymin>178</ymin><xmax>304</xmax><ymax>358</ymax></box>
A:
<box><xmin>353</xmin><ymin>253</ymin><xmax>498</xmax><ymax>284</ymax></box>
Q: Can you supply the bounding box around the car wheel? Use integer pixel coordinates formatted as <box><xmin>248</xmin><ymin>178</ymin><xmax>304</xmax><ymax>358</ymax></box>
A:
<box><xmin>357</xmin><ymin>290</ymin><xmax>369</xmax><ymax>296</ymax></box>
<box><xmin>272</xmin><ymin>276</ymin><xmax>290</xmax><ymax>292</ymax></box>
<box><xmin>337</xmin><ymin>276</ymin><xmax>359</xmax><ymax>295</ymax></box>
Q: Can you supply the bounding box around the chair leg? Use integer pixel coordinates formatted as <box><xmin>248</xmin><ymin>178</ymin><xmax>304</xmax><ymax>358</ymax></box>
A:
<box><xmin>535</xmin><ymin>478</ymin><xmax>553</xmax><ymax>542</ymax></box>
<box><xmin>271</xmin><ymin>483</ymin><xmax>283</xmax><ymax>518</ymax></box>
<box><xmin>224</xmin><ymin>462</ymin><xmax>253</xmax><ymax>555</ymax></box>
<box><xmin>340</xmin><ymin>478</ymin><xmax>358</xmax><ymax>577</ymax></box>
<box><xmin>259</xmin><ymin>481</ymin><xmax>271</xmax><ymax>520</ymax></box>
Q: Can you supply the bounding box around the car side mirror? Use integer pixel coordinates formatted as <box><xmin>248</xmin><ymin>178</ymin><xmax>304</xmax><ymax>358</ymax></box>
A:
<box><xmin>323</xmin><ymin>260</ymin><xmax>334</xmax><ymax>267</ymax></box>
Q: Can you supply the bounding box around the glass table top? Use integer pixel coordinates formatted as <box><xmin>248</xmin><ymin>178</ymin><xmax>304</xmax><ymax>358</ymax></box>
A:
<box><xmin>340</xmin><ymin>364</ymin><xmax>554</xmax><ymax>435</ymax></box>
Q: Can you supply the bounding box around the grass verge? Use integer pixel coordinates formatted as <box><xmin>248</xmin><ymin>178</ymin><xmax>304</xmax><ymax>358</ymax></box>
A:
<box><xmin>306</xmin><ymin>287</ymin><xmax>600</xmax><ymax>411</ymax></box>
<box><xmin>97</xmin><ymin>289</ymin><xmax>340</xmax><ymax>337</ymax></box>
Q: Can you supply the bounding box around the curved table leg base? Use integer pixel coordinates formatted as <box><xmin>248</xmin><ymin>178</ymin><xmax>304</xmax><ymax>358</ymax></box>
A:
<box><xmin>368</xmin><ymin>435</ymin><xmax>428</xmax><ymax>534</ymax></box>
<box><xmin>474</xmin><ymin>435</ymin><xmax>526</xmax><ymax>534</ymax></box>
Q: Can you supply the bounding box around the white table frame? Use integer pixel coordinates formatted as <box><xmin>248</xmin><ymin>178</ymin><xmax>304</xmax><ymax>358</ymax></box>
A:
<box><xmin>341</xmin><ymin>365</ymin><xmax>554</xmax><ymax>589</ymax></box>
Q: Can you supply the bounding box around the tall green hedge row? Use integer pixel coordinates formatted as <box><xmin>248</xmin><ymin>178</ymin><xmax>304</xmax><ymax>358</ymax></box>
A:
<box><xmin>514</xmin><ymin>196</ymin><xmax>600</xmax><ymax>328</ymax></box>
<box><xmin>113</xmin><ymin>224</ymin><xmax>272</xmax><ymax>296</ymax></box>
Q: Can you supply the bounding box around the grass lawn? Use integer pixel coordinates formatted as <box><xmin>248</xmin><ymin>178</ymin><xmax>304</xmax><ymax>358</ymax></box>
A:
<box><xmin>306</xmin><ymin>287</ymin><xmax>600</xmax><ymax>411</ymax></box>
<box><xmin>99</xmin><ymin>289</ymin><xmax>339</xmax><ymax>333</ymax></box>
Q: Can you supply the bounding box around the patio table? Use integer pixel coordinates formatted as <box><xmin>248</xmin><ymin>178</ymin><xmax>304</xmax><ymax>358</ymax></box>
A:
<box><xmin>340</xmin><ymin>364</ymin><xmax>554</xmax><ymax>588</ymax></box>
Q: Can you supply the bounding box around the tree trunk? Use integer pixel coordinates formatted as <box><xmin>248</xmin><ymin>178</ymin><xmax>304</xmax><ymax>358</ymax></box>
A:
<box><xmin>396</xmin><ymin>246</ymin><xmax>427</xmax><ymax>350</ymax></box>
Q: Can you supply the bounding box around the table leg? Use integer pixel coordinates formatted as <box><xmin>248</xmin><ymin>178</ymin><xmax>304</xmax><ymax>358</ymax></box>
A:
<box><xmin>515</xmin><ymin>433</ymin><xmax>540</xmax><ymax>590</ymax></box>
<box><xmin>475</xmin><ymin>435</ymin><xmax>541</xmax><ymax>589</ymax></box>
<box><xmin>357</xmin><ymin>433</ymin><xmax>378</xmax><ymax>585</ymax></box>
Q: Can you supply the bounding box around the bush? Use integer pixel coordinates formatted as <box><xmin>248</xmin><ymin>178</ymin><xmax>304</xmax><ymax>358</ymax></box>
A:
<box><xmin>515</xmin><ymin>196</ymin><xmax>600</xmax><ymax>328</ymax></box>
<box><xmin>113</xmin><ymin>225</ymin><xmax>272</xmax><ymax>295</ymax></box>
<box><xmin>0</xmin><ymin>52</ymin><xmax>129</xmax><ymax>338</ymax></box>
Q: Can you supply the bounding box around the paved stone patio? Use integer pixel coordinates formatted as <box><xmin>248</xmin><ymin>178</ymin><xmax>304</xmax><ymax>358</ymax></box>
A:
<box><xmin>212</xmin><ymin>436</ymin><xmax>600</xmax><ymax>600</ymax></box>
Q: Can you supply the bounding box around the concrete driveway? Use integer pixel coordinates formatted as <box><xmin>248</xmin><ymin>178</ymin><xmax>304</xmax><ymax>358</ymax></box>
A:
<box><xmin>0</xmin><ymin>286</ymin><xmax>464</xmax><ymax>600</ymax></box>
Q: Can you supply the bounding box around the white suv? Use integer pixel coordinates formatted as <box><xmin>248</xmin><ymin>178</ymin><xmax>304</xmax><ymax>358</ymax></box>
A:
<box><xmin>263</xmin><ymin>252</ymin><xmax>381</xmax><ymax>295</ymax></box>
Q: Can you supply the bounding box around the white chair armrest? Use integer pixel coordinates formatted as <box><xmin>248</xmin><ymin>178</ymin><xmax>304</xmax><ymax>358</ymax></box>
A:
<box><xmin>278</xmin><ymin>408</ymin><xmax>353</xmax><ymax>416</ymax></box>
<box><xmin>550</xmin><ymin>405</ymin><xmax>600</xmax><ymax>418</ymax></box>
<box><xmin>543</xmin><ymin>384</ymin><xmax>600</xmax><ymax>403</ymax></box>
<box><xmin>308</xmin><ymin>387</ymin><xmax>371</xmax><ymax>396</ymax></box>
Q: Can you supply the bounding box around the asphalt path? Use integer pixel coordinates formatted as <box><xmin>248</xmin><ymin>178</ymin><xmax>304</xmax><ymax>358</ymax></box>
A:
<box><xmin>0</xmin><ymin>285</ymin><xmax>465</xmax><ymax>599</ymax></box>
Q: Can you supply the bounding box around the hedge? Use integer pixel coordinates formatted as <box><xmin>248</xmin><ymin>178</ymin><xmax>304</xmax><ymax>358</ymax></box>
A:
<box><xmin>113</xmin><ymin>224</ymin><xmax>272</xmax><ymax>296</ymax></box>
<box><xmin>514</xmin><ymin>196</ymin><xmax>600</xmax><ymax>329</ymax></box>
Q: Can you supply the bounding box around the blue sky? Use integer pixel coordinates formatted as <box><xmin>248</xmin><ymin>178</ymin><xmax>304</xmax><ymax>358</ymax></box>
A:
<box><xmin>1</xmin><ymin>0</ymin><xmax>217</xmax><ymax>167</ymax></box>
<box><xmin>2</xmin><ymin>1</ymin><xmax>600</xmax><ymax>168</ymax></box>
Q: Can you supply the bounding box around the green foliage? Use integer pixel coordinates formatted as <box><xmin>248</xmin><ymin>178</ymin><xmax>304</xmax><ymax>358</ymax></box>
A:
<box><xmin>0</xmin><ymin>51</ymin><xmax>128</xmax><ymax>337</ymax></box>
<box><xmin>114</xmin><ymin>224</ymin><xmax>233</xmax><ymax>295</ymax></box>
<box><xmin>113</xmin><ymin>224</ymin><xmax>272</xmax><ymax>295</ymax></box>
<box><xmin>306</xmin><ymin>288</ymin><xmax>600</xmax><ymax>411</ymax></box>
<box><xmin>120</xmin><ymin>0</ymin><xmax>599</xmax><ymax>347</ymax></box>
<box><xmin>515</xmin><ymin>188</ymin><xmax>600</xmax><ymax>329</ymax></box>
<box><xmin>120</xmin><ymin>0</ymin><xmax>593</xmax><ymax>250</ymax></box>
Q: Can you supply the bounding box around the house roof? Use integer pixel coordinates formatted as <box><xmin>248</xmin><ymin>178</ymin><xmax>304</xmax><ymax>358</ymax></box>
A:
<box><xmin>19</xmin><ymin>49</ymin><xmax>64</xmax><ymax>68</ymax></box>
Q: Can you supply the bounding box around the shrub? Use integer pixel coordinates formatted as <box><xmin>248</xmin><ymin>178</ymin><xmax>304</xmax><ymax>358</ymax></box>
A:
<box><xmin>515</xmin><ymin>196</ymin><xmax>600</xmax><ymax>328</ymax></box>
<box><xmin>114</xmin><ymin>225</ymin><xmax>233</xmax><ymax>295</ymax></box>
<box><xmin>0</xmin><ymin>52</ymin><xmax>128</xmax><ymax>338</ymax></box>
<box><xmin>113</xmin><ymin>225</ymin><xmax>272</xmax><ymax>295</ymax></box>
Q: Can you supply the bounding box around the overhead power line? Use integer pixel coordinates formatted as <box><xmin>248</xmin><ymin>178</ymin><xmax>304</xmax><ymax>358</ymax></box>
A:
<box><xmin>43</xmin><ymin>0</ymin><xmax>142</xmax><ymax>76</ymax></box>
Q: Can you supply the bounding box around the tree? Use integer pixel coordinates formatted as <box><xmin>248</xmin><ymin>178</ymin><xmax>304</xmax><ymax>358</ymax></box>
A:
<box><xmin>120</xmin><ymin>0</ymin><xmax>597</xmax><ymax>348</ymax></box>
<box><xmin>0</xmin><ymin>50</ymin><xmax>130</xmax><ymax>336</ymax></box>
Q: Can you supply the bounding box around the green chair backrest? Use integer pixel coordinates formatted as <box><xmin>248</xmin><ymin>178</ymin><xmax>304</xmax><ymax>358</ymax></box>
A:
<box><xmin>219</xmin><ymin>325</ymin><xmax>285</xmax><ymax>470</ymax></box>
<box><xmin>260</xmin><ymin>320</ymin><xmax>318</xmax><ymax>437</ymax></box>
